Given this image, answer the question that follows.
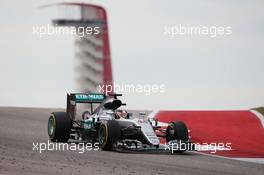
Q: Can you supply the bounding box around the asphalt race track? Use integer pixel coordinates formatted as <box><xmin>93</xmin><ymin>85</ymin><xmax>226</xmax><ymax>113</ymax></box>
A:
<box><xmin>0</xmin><ymin>107</ymin><xmax>264</xmax><ymax>175</ymax></box>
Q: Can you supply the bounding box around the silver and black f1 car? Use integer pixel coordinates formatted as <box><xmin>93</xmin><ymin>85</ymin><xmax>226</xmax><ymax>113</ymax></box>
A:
<box><xmin>48</xmin><ymin>93</ymin><xmax>193</xmax><ymax>152</ymax></box>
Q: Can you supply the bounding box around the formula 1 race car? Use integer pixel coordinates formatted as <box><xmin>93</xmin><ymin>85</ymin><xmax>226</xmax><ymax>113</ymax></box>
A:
<box><xmin>47</xmin><ymin>93</ymin><xmax>193</xmax><ymax>152</ymax></box>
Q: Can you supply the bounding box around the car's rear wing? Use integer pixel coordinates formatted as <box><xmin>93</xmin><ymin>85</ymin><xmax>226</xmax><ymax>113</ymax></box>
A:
<box><xmin>69</xmin><ymin>93</ymin><xmax>106</xmax><ymax>103</ymax></box>
<box><xmin>66</xmin><ymin>93</ymin><xmax>106</xmax><ymax>120</ymax></box>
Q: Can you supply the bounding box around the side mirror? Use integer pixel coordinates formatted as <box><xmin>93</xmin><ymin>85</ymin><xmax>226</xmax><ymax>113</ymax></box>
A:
<box><xmin>106</xmin><ymin>111</ymin><xmax>114</xmax><ymax>115</ymax></box>
<box><xmin>127</xmin><ymin>112</ymin><xmax>133</xmax><ymax>119</ymax></box>
<box><xmin>139</xmin><ymin>112</ymin><xmax>146</xmax><ymax>117</ymax></box>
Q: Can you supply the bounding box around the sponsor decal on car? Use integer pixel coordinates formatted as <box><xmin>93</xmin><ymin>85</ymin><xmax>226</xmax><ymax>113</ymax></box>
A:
<box><xmin>75</xmin><ymin>94</ymin><xmax>104</xmax><ymax>101</ymax></box>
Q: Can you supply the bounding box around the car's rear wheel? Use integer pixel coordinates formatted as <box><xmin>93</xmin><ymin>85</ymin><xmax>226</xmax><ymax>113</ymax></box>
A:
<box><xmin>98</xmin><ymin>120</ymin><xmax>121</xmax><ymax>150</ymax></box>
<box><xmin>48</xmin><ymin>112</ymin><xmax>72</xmax><ymax>142</ymax></box>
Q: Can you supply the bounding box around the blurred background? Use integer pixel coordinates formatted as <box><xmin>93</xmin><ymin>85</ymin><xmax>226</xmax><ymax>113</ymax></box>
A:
<box><xmin>0</xmin><ymin>0</ymin><xmax>263</xmax><ymax>110</ymax></box>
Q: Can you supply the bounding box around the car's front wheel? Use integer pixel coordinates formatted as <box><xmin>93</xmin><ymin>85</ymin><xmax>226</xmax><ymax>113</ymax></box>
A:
<box><xmin>98</xmin><ymin>120</ymin><xmax>121</xmax><ymax>150</ymax></box>
<box><xmin>165</xmin><ymin>121</ymin><xmax>189</xmax><ymax>141</ymax></box>
<box><xmin>165</xmin><ymin>121</ymin><xmax>189</xmax><ymax>153</ymax></box>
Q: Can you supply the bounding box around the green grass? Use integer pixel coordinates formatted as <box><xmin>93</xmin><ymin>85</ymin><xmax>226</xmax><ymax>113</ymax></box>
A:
<box><xmin>252</xmin><ymin>107</ymin><xmax>264</xmax><ymax>116</ymax></box>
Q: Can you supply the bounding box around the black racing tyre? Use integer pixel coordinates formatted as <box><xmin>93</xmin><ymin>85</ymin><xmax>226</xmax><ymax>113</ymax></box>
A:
<box><xmin>98</xmin><ymin>120</ymin><xmax>121</xmax><ymax>150</ymax></box>
<box><xmin>48</xmin><ymin>112</ymin><xmax>72</xmax><ymax>142</ymax></box>
<box><xmin>166</xmin><ymin>121</ymin><xmax>189</xmax><ymax>142</ymax></box>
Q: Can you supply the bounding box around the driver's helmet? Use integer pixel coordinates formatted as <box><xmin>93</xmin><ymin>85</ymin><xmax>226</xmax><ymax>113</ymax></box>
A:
<box><xmin>115</xmin><ymin>109</ymin><xmax>128</xmax><ymax>119</ymax></box>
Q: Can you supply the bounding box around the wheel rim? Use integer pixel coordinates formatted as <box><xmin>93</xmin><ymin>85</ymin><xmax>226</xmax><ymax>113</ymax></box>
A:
<box><xmin>98</xmin><ymin>125</ymin><xmax>106</xmax><ymax>146</ymax></box>
<box><xmin>48</xmin><ymin>116</ymin><xmax>55</xmax><ymax>137</ymax></box>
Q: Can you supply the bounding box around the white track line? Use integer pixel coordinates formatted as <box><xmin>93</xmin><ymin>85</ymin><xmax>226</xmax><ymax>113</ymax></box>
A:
<box><xmin>193</xmin><ymin>151</ymin><xmax>264</xmax><ymax>164</ymax></box>
<box><xmin>250</xmin><ymin>110</ymin><xmax>264</xmax><ymax>127</ymax></box>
